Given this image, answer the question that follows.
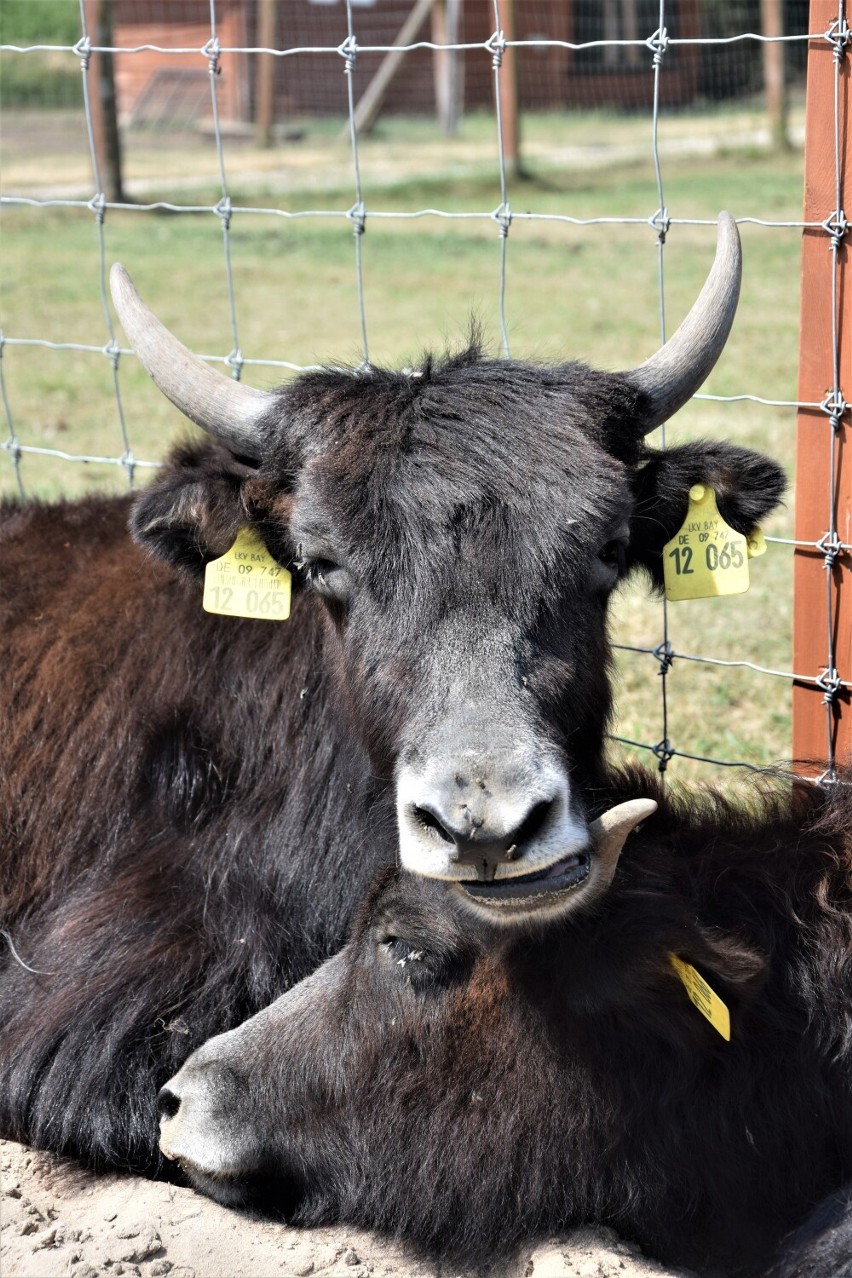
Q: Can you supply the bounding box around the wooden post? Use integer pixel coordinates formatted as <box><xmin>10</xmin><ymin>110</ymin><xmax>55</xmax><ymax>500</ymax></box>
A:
<box><xmin>84</xmin><ymin>0</ymin><xmax>125</xmax><ymax>203</ymax></box>
<box><xmin>793</xmin><ymin>0</ymin><xmax>852</xmax><ymax>771</ymax></box>
<box><xmin>256</xmin><ymin>0</ymin><xmax>277</xmax><ymax>148</ymax></box>
<box><xmin>346</xmin><ymin>0</ymin><xmax>437</xmax><ymax>139</ymax></box>
<box><xmin>432</xmin><ymin>0</ymin><xmax>463</xmax><ymax>137</ymax></box>
<box><xmin>494</xmin><ymin>0</ymin><xmax>521</xmax><ymax>178</ymax></box>
<box><xmin>761</xmin><ymin>0</ymin><xmax>790</xmax><ymax>150</ymax></box>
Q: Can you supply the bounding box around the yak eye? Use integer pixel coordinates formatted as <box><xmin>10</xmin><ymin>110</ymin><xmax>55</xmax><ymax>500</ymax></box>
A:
<box><xmin>302</xmin><ymin>558</ymin><xmax>351</xmax><ymax>602</ymax></box>
<box><xmin>599</xmin><ymin>540</ymin><xmax>628</xmax><ymax>575</ymax></box>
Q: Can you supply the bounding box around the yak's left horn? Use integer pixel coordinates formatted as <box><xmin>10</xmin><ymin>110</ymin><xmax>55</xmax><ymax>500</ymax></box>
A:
<box><xmin>110</xmin><ymin>264</ymin><xmax>272</xmax><ymax>460</ymax></box>
<box><xmin>627</xmin><ymin>212</ymin><xmax>741</xmax><ymax>433</ymax></box>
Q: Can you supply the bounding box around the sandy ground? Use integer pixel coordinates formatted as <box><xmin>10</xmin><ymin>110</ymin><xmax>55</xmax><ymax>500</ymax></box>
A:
<box><xmin>1</xmin><ymin>1140</ymin><xmax>693</xmax><ymax>1278</ymax></box>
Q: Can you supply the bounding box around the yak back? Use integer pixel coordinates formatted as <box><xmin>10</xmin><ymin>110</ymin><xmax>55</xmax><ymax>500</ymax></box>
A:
<box><xmin>0</xmin><ymin>491</ymin><xmax>394</xmax><ymax>1171</ymax></box>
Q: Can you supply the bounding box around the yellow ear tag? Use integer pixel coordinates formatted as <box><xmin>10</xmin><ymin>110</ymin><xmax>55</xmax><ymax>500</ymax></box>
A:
<box><xmin>203</xmin><ymin>528</ymin><xmax>291</xmax><ymax>621</ymax></box>
<box><xmin>663</xmin><ymin>484</ymin><xmax>751</xmax><ymax>601</ymax></box>
<box><xmin>746</xmin><ymin>526</ymin><xmax>767</xmax><ymax>559</ymax></box>
<box><xmin>669</xmin><ymin>954</ymin><xmax>731</xmax><ymax>1041</ymax></box>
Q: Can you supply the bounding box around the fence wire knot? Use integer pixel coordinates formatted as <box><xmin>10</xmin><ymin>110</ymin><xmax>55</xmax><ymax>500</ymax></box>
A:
<box><xmin>821</xmin><ymin>208</ymin><xmax>848</xmax><ymax>248</ymax></box>
<box><xmin>652</xmin><ymin>738</ymin><xmax>674</xmax><ymax>772</ymax></box>
<box><xmin>814</xmin><ymin>765</ymin><xmax>839</xmax><ymax>787</ymax></box>
<box><xmin>72</xmin><ymin>36</ymin><xmax>91</xmax><ymax>71</ymax></box>
<box><xmin>88</xmin><ymin>191</ymin><xmax>106</xmax><ymax>223</ymax></box>
<box><xmin>649</xmin><ymin>207</ymin><xmax>671</xmax><ymax>242</ymax></box>
<box><xmin>202</xmin><ymin>36</ymin><xmax>221</xmax><ymax>76</ymax></box>
<box><xmin>825</xmin><ymin>16</ymin><xmax>852</xmax><ymax>61</ymax></box>
<box><xmin>820</xmin><ymin>387</ymin><xmax>847</xmax><ymax>429</ymax></box>
<box><xmin>816</xmin><ymin>666</ymin><xmax>843</xmax><ymax>704</ymax></box>
<box><xmin>646</xmin><ymin>27</ymin><xmax>669</xmax><ymax>66</ymax></box>
<box><xmin>213</xmin><ymin>196</ymin><xmax>232</xmax><ymax>229</ymax></box>
<box><xmin>2</xmin><ymin>436</ymin><xmax>22</xmax><ymax>466</ymax></box>
<box><xmin>653</xmin><ymin>640</ymin><xmax>674</xmax><ymax>675</ymax></box>
<box><xmin>101</xmin><ymin>339</ymin><xmax>120</xmax><ymax>370</ymax></box>
<box><xmin>338</xmin><ymin>35</ymin><xmax>358</xmax><ymax>73</ymax></box>
<box><xmin>818</xmin><ymin>530</ymin><xmax>845</xmax><ymax>570</ymax></box>
<box><xmin>486</xmin><ymin>30</ymin><xmax>507</xmax><ymax>69</ymax></box>
<box><xmin>347</xmin><ymin>201</ymin><xmax>366</xmax><ymax>236</ymax></box>
<box><xmin>491</xmin><ymin>202</ymin><xmax>512</xmax><ymax>237</ymax></box>
<box><xmin>225</xmin><ymin>348</ymin><xmax>244</xmax><ymax>381</ymax></box>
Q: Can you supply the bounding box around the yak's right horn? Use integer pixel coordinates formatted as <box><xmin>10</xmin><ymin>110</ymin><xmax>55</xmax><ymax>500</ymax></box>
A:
<box><xmin>110</xmin><ymin>264</ymin><xmax>273</xmax><ymax>461</ymax></box>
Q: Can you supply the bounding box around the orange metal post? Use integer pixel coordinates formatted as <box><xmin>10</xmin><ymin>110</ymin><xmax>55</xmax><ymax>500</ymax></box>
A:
<box><xmin>793</xmin><ymin>0</ymin><xmax>852</xmax><ymax>771</ymax></box>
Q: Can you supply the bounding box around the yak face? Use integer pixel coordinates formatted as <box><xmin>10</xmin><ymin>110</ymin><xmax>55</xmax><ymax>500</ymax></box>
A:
<box><xmin>115</xmin><ymin>217</ymin><xmax>785</xmax><ymax>902</ymax></box>
<box><xmin>156</xmin><ymin>869</ymin><xmax>573</xmax><ymax>1235</ymax></box>
<box><xmin>156</xmin><ymin>860</ymin><xmax>778</xmax><ymax>1267</ymax></box>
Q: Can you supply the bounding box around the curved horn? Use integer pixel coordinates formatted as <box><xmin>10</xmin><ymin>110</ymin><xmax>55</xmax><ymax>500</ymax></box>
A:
<box><xmin>110</xmin><ymin>264</ymin><xmax>272</xmax><ymax>460</ymax></box>
<box><xmin>628</xmin><ymin>212</ymin><xmax>741</xmax><ymax>434</ymax></box>
<box><xmin>586</xmin><ymin>798</ymin><xmax>658</xmax><ymax>899</ymax></box>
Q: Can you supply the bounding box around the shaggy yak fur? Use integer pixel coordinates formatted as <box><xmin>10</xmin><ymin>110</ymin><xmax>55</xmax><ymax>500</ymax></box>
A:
<box><xmin>167</xmin><ymin>772</ymin><xmax>852</xmax><ymax>1278</ymax></box>
<box><xmin>0</xmin><ymin>347</ymin><xmax>795</xmax><ymax>1228</ymax></box>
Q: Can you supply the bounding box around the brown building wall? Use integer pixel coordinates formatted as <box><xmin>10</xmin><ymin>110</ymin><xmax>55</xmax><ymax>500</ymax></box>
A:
<box><xmin>111</xmin><ymin>1</ymin><xmax>700</xmax><ymax>126</ymax></box>
<box><xmin>112</xmin><ymin>0</ymin><xmax>249</xmax><ymax>124</ymax></box>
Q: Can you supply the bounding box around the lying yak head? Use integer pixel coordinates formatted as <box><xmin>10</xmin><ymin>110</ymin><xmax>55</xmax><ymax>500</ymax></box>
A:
<box><xmin>157</xmin><ymin>830</ymin><xmax>794</xmax><ymax>1273</ymax></box>
<box><xmin>113</xmin><ymin>214</ymin><xmax>784</xmax><ymax>909</ymax></box>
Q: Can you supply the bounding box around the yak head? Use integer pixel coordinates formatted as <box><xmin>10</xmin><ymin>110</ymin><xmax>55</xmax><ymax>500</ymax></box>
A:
<box><xmin>112</xmin><ymin>215</ymin><xmax>784</xmax><ymax>922</ymax></box>
<box><xmin>155</xmin><ymin>850</ymin><xmax>781</xmax><ymax>1272</ymax></box>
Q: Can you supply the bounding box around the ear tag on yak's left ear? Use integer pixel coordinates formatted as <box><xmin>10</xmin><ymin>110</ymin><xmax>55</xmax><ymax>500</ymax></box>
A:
<box><xmin>669</xmin><ymin>955</ymin><xmax>731</xmax><ymax>1042</ymax></box>
<box><xmin>203</xmin><ymin>528</ymin><xmax>291</xmax><ymax>621</ymax></box>
<box><xmin>663</xmin><ymin>484</ymin><xmax>752</xmax><ymax>602</ymax></box>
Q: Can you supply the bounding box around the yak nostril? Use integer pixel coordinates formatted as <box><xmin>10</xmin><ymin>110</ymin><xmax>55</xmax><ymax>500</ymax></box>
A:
<box><xmin>412</xmin><ymin>804</ymin><xmax>455</xmax><ymax>844</ymax></box>
<box><xmin>512</xmin><ymin>798</ymin><xmax>556</xmax><ymax>848</ymax></box>
<box><xmin>158</xmin><ymin>1086</ymin><xmax>181</xmax><ymax>1122</ymax></box>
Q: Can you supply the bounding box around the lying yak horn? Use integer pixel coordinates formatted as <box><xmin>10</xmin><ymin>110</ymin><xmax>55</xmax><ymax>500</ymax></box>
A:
<box><xmin>110</xmin><ymin>264</ymin><xmax>272</xmax><ymax>460</ymax></box>
<box><xmin>587</xmin><ymin>798</ymin><xmax>658</xmax><ymax>896</ymax></box>
<box><xmin>628</xmin><ymin>212</ymin><xmax>741</xmax><ymax>433</ymax></box>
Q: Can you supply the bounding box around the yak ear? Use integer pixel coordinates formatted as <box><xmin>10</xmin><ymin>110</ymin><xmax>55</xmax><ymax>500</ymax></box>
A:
<box><xmin>673</xmin><ymin>926</ymin><xmax>768</xmax><ymax>1029</ymax></box>
<box><xmin>628</xmin><ymin>440</ymin><xmax>787</xmax><ymax>589</ymax></box>
<box><xmin>131</xmin><ymin>441</ymin><xmax>257</xmax><ymax>576</ymax></box>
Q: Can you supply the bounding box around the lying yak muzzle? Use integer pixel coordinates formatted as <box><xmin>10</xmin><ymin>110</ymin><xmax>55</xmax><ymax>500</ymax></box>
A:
<box><xmin>453</xmin><ymin>799</ymin><xmax>658</xmax><ymax>924</ymax></box>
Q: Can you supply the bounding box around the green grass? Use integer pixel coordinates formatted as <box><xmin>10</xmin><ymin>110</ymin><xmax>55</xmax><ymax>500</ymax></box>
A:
<box><xmin>0</xmin><ymin>1</ymin><xmax>84</xmax><ymax>109</ymax></box>
<box><xmin>0</xmin><ymin>116</ymin><xmax>805</xmax><ymax>782</ymax></box>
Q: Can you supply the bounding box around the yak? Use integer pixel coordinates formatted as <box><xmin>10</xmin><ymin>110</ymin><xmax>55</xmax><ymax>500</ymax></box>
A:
<box><xmin>159</xmin><ymin>771</ymin><xmax>852</xmax><ymax>1278</ymax></box>
<box><xmin>0</xmin><ymin>214</ymin><xmax>786</xmax><ymax>1175</ymax></box>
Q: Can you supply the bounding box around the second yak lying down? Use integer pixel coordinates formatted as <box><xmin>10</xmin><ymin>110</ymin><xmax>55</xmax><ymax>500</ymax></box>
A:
<box><xmin>159</xmin><ymin>771</ymin><xmax>852</xmax><ymax>1278</ymax></box>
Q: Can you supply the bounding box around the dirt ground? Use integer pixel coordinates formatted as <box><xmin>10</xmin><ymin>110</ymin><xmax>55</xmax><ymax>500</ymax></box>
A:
<box><xmin>1</xmin><ymin>1140</ymin><xmax>693</xmax><ymax>1278</ymax></box>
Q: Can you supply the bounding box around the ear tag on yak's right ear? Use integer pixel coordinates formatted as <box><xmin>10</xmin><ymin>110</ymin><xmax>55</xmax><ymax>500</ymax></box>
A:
<box><xmin>669</xmin><ymin>955</ymin><xmax>731</xmax><ymax>1042</ymax></box>
<box><xmin>203</xmin><ymin>528</ymin><xmax>291</xmax><ymax>621</ymax></box>
<box><xmin>663</xmin><ymin>485</ymin><xmax>752</xmax><ymax>602</ymax></box>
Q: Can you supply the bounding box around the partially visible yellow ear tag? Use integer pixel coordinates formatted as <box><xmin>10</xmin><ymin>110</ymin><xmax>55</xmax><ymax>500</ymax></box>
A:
<box><xmin>663</xmin><ymin>484</ymin><xmax>752</xmax><ymax>601</ymax></box>
<box><xmin>669</xmin><ymin>954</ymin><xmax>731</xmax><ymax>1041</ymax></box>
<box><xmin>746</xmin><ymin>526</ymin><xmax>767</xmax><ymax>559</ymax></box>
<box><xmin>203</xmin><ymin>528</ymin><xmax>291</xmax><ymax>621</ymax></box>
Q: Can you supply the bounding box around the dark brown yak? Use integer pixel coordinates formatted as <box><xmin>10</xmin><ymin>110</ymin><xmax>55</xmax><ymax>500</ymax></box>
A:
<box><xmin>1</xmin><ymin>216</ymin><xmax>786</xmax><ymax>1175</ymax></box>
<box><xmin>160</xmin><ymin>773</ymin><xmax>852</xmax><ymax>1278</ymax></box>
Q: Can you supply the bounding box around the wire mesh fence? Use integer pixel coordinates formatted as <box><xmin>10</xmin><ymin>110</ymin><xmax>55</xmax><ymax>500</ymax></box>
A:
<box><xmin>1</xmin><ymin>0</ymin><xmax>848</xmax><ymax>784</ymax></box>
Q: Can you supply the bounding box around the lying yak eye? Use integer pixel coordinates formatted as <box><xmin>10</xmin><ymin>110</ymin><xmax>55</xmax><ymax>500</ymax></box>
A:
<box><xmin>382</xmin><ymin>937</ymin><xmax>427</xmax><ymax>968</ymax></box>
